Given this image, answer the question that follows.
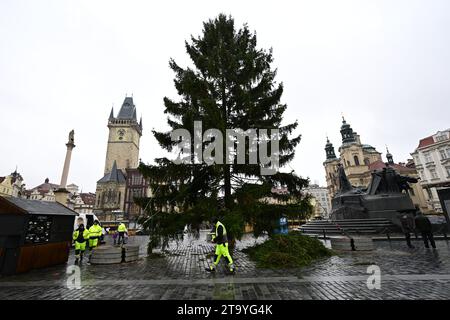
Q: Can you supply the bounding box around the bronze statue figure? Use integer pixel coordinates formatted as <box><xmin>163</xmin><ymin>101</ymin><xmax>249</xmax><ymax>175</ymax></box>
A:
<box><xmin>337</xmin><ymin>163</ymin><xmax>353</xmax><ymax>193</ymax></box>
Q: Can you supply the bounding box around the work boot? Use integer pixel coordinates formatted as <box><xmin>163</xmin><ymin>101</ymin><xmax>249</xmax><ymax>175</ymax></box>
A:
<box><xmin>74</xmin><ymin>258</ymin><xmax>79</xmax><ymax>265</ymax></box>
<box><xmin>229</xmin><ymin>264</ymin><xmax>235</xmax><ymax>273</ymax></box>
<box><xmin>205</xmin><ymin>266</ymin><xmax>216</xmax><ymax>273</ymax></box>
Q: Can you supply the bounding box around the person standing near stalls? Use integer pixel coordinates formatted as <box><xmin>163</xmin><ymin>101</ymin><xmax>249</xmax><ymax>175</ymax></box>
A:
<box><xmin>88</xmin><ymin>220</ymin><xmax>103</xmax><ymax>262</ymax></box>
<box><xmin>73</xmin><ymin>223</ymin><xmax>89</xmax><ymax>265</ymax></box>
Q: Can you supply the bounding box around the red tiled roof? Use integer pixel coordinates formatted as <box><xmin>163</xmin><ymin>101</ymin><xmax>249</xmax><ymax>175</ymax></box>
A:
<box><xmin>417</xmin><ymin>136</ymin><xmax>434</xmax><ymax>149</ymax></box>
<box><xmin>80</xmin><ymin>192</ymin><xmax>96</xmax><ymax>205</ymax></box>
<box><xmin>31</xmin><ymin>182</ymin><xmax>59</xmax><ymax>193</ymax></box>
<box><xmin>368</xmin><ymin>160</ymin><xmax>415</xmax><ymax>173</ymax></box>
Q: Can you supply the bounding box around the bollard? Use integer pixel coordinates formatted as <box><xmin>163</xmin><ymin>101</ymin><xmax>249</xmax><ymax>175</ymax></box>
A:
<box><xmin>323</xmin><ymin>229</ymin><xmax>327</xmax><ymax>240</ymax></box>
<box><xmin>386</xmin><ymin>231</ymin><xmax>391</xmax><ymax>242</ymax></box>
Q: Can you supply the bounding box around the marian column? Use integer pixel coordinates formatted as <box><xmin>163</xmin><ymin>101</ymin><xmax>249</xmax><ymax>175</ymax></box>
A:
<box><xmin>55</xmin><ymin>130</ymin><xmax>75</xmax><ymax>205</ymax></box>
<box><xmin>60</xmin><ymin>130</ymin><xmax>76</xmax><ymax>188</ymax></box>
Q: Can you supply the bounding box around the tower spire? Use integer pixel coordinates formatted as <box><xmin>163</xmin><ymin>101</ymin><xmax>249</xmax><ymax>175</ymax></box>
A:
<box><xmin>325</xmin><ymin>137</ymin><xmax>337</xmax><ymax>160</ymax></box>
<box><xmin>340</xmin><ymin>116</ymin><xmax>356</xmax><ymax>144</ymax></box>
<box><xmin>109</xmin><ymin>106</ymin><xmax>114</xmax><ymax>120</ymax></box>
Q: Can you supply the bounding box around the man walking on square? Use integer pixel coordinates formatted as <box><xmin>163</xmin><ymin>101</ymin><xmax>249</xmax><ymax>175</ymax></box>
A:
<box><xmin>73</xmin><ymin>223</ymin><xmax>89</xmax><ymax>265</ymax></box>
<box><xmin>88</xmin><ymin>220</ymin><xmax>103</xmax><ymax>262</ymax></box>
<box><xmin>205</xmin><ymin>217</ymin><xmax>235</xmax><ymax>273</ymax></box>
<box><xmin>400</xmin><ymin>213</ymin><xmax>415</xmax><ymax>249</ymax></box>
<box><xmin>414</xmin><ymin>209</ymin><xmax>436</xmax><ymax>249</ymax></box>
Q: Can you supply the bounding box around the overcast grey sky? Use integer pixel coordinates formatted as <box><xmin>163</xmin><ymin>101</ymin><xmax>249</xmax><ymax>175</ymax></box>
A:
<box><xmin>1</xmin><ymin>0</ymin><xmax>450</xmax><ymax>192</ymax></box>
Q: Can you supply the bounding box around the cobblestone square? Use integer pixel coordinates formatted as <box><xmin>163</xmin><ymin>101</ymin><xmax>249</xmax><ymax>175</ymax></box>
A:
<box><xmin>1</xmin><ymin>233</ymin><xmax>450</xmax><ymax>300</ymax></box>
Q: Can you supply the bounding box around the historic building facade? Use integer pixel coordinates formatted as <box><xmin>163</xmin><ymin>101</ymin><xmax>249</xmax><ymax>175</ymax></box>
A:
<box><xmin>324</xmin><ymin>118</ymin><xmax>429</xmax><ymax>212</ymax></box>
<box><xmin>94</xmin><ymin>97</ymin><xmax>149</xmax><ymax>224</ymax></box>
<box><xmin>303</xmin><ymin>184</ymin><xmax>331</xmax><ymax>219</ymax></box>
<box><xmin>0</xmin><ymin>170</ymin><xmax>25</xmax><ymax>198</ymax></box>
<box><xmin>124</xmin><ymin>168</ymin><xmax>151</xmax><ymax>222</ymax></box>
<box><xmin>411</xmin><ymin>129</ymin><xmax>450</xmax><ymax>213</ymax></box>
<box><xmin>26</xmin><ymin>178</ymin><xmax>59</xmax><ymax>201</ymax></box>
<box><xmin>324</xmin><ymin>118</ymin><xmax>382</xmax><ymax>198</ymax></box>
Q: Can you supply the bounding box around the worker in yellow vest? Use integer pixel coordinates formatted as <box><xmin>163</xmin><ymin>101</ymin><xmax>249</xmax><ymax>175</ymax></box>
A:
<box><xmin>117</xmin><ymin>222</ymin><xmax>128</xmax><ymax>245</ymax></box>
<box><xmin>87</xmin><ymin>220</ymin><xmax>102</xmax><ymax>263</ymax></box>
<box><xmin>206</xmin><ymin>217</ymin><xmax>235</xmax><ymax>273</ymax></box>
<box><xmin>73</xmin><ymin>223</ymin><xmax>89</xmax><ymax>265</ymax></box>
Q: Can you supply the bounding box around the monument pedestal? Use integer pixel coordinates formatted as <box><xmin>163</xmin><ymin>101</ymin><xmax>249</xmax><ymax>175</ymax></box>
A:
<box><xmin>54</xmin><ymin>188</ymin><xmax>70</xmax><ymax>206</ymax></box>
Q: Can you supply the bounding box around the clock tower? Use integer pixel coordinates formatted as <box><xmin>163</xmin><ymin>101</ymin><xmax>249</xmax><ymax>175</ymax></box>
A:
<box><xmin>104</xmin><ymin>96</ymin><xmax>143</xmax><ymax>175</ymax></box>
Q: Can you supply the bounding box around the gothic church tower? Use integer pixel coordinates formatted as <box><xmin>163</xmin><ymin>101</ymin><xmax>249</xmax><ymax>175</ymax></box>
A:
<box><xmin>94</xmin><ymin>96</ymin><xmax>143</xmax><ymax>220</ymax></box>
<box><xmin>104</xmin><ymin>97</ymin><xmax>143</xmax><ymax>175</ymax></box>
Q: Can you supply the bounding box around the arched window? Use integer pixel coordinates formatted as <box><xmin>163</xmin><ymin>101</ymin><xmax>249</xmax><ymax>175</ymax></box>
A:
<box><xmin>347</xmin><ymin>160</ymin><xmax>350</xmax><ymax>167</ymax></box>
<box><xmin>354</xmin><ymin>155</ymin><xmax>360</xmax><ymax>166</ymax></box>
<box><xmin>364</xmin><ymin>158</ymin><xmax>370</xmax><ymax>165</ymax></box>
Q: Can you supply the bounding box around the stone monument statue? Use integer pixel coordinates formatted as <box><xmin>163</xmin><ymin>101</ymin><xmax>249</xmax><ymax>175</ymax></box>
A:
<box><xmin>331</xmin><ymin>164</ymin><xmax>419</xmax><ymax>226</ymax></box>
<box><xmin>68</xmin><ymin>130</ymin><xmax>75</xmax><ymax>145</ymax></box>
<box><xmin>337</xmin><ymin>163</ymin><xmax>353</xmax><ymax>193</ymax></box>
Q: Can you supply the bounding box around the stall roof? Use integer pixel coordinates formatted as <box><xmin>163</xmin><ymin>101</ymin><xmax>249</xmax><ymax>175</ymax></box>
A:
<box><xmin>0</xmin><ymin>196</ymin><xmax>77</xmax><ymax>216</ymax></box>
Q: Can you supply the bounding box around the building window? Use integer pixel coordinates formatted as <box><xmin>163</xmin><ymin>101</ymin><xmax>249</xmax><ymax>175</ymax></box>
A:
<box><xmin>132</xmin><ymin>174</ymin><xmax>142</xmax><ymax>185</ymax></box>
<box><xmin>426</xmin><ymin>188</ymin><xmax>433</xmax><ymax>199</ymax></box>
<box><xmin>439</xmin><ymin>149</ymin><xmax>447</xmax><ymax>160</ymax></box>
<box><xmin>353</xmin><ymin>155</ymin><xmax>360</xmax><ymax>166</ymax></box>
<box><xmin>347</xmin><ymin>160</ymin><xmax>350</xmax><ymax>167</ymax></box>
<box><xmin>429</xmin><ymin>169</ymin><xmax>438</xmax><ymax>179</ymax></box>
<box><xmin>364</xmin><ymin>158</ymin><xmax>370</xmax><ymax>165</ymax></box>
<box><xmin>418</xmin><ymin>170</ymin><xmax>424</xmax><ymax>180</ymax></box>
<box><xmin>424</xmin><ymin>152</ymin><xmax>432</xmax><ymax>163</ymax></box>
<box><xmin>436</xmin><ymin>134</ymin><xmax>447</xmax><ymax>142</ymax></box>
<box><xmin>446</xmin><ymin>166</ymin><xmax>450</xmax><ymax>177</ymax></box>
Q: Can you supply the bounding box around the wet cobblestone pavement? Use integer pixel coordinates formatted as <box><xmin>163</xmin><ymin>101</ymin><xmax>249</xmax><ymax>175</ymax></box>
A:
<box><xmin>1</xmin><ymin>232</ymin><xmax>450</xmax><ymax>300</ymax></box>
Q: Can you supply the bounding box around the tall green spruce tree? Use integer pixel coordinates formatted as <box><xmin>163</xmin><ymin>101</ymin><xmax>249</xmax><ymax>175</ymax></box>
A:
<box><xmin>138</xmin><ymin>14</ymin><xmax>313</xmax><ymax>251</ymax></box>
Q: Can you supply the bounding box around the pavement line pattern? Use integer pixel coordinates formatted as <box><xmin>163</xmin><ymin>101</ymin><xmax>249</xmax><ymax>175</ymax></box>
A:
<box><xmin>1</xmin><ymin>274</ymin><xmax>450</xmax><ymax>287</ymax></box>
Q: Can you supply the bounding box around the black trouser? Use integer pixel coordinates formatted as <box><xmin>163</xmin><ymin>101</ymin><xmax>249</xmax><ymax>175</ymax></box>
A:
<box><xmin>404</xmin><ymin>233</ymin><xmax>414</xmax><ymax>248</ymax></box>
<box><xmin>118</xmin><ymin>232</ymin><xmax>126</xmax><ymax>245</ymax></box>
<box><xmin>421</xmin><ymin>232</ymin><xmax>436</xmax><ymax>248</ymax></box>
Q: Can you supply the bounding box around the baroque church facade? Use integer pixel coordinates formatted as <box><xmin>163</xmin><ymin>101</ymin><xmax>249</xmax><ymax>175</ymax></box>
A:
<box><xmin>94</xmin><ymin>97</ymin><xmax>149</xmax><ymax>224</ymax></box>
<box><xmin>324</xmin><ymin>118</ymin><xmax>429</xmax><ymax>213</ymax></box>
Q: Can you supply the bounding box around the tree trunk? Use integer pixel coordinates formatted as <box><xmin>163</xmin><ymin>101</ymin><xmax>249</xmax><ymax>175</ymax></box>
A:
<box><xmin>224</xmin><ymin>165</ymin><xmax>232</xmax><ymax>209</ymax></box>
<box><xmin>221</xmin><ymin>75</ymin><xmax>232</xmax><ymax>209</ymax></box>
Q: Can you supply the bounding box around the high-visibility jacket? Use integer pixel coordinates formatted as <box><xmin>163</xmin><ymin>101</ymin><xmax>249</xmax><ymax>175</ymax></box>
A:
<box><xmin>88</xmin><ymin>224</ymin><xmax>102</xmax><ymax>239</ymax></box>
<box><xmin>212</xmin><ymin>221</ymin><xmax>227</xmax><ymax>244</ymax></box>
<box><xmin>118</xmin><ymin>223</ymin><xmax>127</xmax><ymax>233</ymax></box>
<box><xmin>73</xmin><ymin>229</ymin><xmax>90</xmax><ymax>243</ymax></box>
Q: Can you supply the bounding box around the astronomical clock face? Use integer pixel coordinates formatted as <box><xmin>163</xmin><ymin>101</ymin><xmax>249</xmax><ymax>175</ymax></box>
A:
<box><xmin>117</xmin><ymin>128</ymin><xmax>126</xmax><ymax>140</ymax></box>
